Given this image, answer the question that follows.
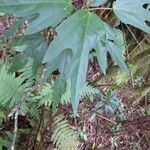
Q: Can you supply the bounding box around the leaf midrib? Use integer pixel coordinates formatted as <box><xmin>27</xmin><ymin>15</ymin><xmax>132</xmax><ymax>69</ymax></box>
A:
<box><xmin>75</xmin><ymin>12</ymin><xmax>91</xmax><ymax>95</ymax></box>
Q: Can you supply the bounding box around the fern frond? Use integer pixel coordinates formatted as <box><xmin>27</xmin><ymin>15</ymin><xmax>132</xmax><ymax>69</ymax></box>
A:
<box><xmin>28</xmin><ymin>102</ymin><xmax>41</xmax><ymax>119</ymax></box>
<box><xmin>61</xmin><ymin>80</ymin><xmax>98</xmax><ymax>104</ymax></box>
<box><xmin>81</xmin><ymin>83</ymin><xmax>99</xmax><ymax>100</ymax></box>
<box><xmin>0</xmin><ymin>64</ymin><xmax>32</xmax><ymax>108</ymax></box>
<box><xmin>52</xmin><ymin>115</ymin><xmax>79</xmax><ymax>150</ymax></box>
<box><xmin>32</xmin><ymin>79</ymin><xmax>98</xmax><ymax>109</ymax></box>
<box><xmin>32</xmin><ymin>82</ymin><xmax>53</xmax><ymax>107</ymax></box>
<box><xmin>0</xmin><ymin>109</ymin><xmax>6</xmax><ymax>123</ymax></box>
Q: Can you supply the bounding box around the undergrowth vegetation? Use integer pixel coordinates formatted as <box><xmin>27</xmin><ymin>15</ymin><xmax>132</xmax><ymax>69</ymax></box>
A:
<box><xmin>0</xmin><ymin>0</ymin><xmax>150</xmax><ymax>149</ymax></box>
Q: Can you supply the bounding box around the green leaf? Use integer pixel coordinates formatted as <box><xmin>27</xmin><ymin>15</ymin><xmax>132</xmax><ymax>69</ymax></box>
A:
<box><xmin>9</xmin><ymin>33</ymin><xmax>48</xmax><ymax>74</ymax></box>
<box><xmin>43</xmin><ymin>49</ymin><xmax>73</xmax><ymax>81</ymax></box>
<box><xmin>113</xmin><ymin>0</ymin><xmax>150</xmax><ymax>34</ymax></box>
<box><xmin>3</xmin><ymin>18</ymin><xmax>25</xmax><ymax>38</ymax></box>
<box><xmin>89</xmin><ymin>0</ymin><xmax>108</xmax><ymax>7</ymax></box>
<box><xmin>52</xmin><ymin>78</ymin><xmax>67</xmax><ymax>111</ymax></box>
<box><xmin>96</xmin><ymin>23</ymin><xmax>127</xmax><ymax>74</ymax></box>
<box><xmin>0</xmin><ymin>0</ymin><xmax>73</xmax><ymax>34</ymax></box>
<box><xmin>2</xmin><ymin>15</ymin><xmax>35</xmax><ymax>38</ymax></box>
<box><xmin>43</xmin><ymin>10</ymin><xmax>127</xmax><ymax>114</ymax></box>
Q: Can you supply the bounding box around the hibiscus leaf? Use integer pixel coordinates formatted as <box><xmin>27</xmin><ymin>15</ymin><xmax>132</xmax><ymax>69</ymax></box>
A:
<box><xmin>113</xmin><ymin>0</ymin><xmax>150</xmax><ymax>33</ymax></box>
<box><xmin>43</xmin><ymin>10</ymin><xmax>127</xmax><ymax>114</ymax></box>
<box><xmin>0</xmin><ymin>0</ymin><xmax>73</xmax><ymax>34</ymax></box>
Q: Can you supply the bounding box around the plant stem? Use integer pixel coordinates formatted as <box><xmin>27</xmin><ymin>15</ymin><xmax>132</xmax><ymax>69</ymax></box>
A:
<box><xmin>11</xmin><ymin>110</ymin><xmax>19</xmax><ymax>150</ymax></box>
<box><xmin>9</xmin><ymin>85</ymin><xmax>39</xmax><ymax>150</ymax></box>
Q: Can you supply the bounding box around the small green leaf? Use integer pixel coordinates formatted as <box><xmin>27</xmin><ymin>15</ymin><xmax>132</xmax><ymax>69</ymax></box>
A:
<box><xmin>89</xmin><ymin>0</ymin><xmax>108</xmax><ymax>7</ymax></box>
<box><xmin>0</xmin><ymin>0</ymin><xmax>73</xmax><ymax>34</ymax></box>
<box><xmin>113</xmin><ymin>0</ymin><xmax>150</xmax><ymax>33</ymax></box>
<box><xmin>3</xmin><ymin>18</ymin><xmax>25</xmax><ymax>38</ymax></box>
<box><xmin>2</xmin><ymin>15</ymin><xmax>35</xmax><ymax>38</ymax></box>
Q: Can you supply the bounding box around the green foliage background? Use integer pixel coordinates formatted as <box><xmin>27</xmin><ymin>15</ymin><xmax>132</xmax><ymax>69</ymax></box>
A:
<box><xmin>0</xmin><ymin>0</ymin><xmax>149</xmax><ymax>149</ymax></box>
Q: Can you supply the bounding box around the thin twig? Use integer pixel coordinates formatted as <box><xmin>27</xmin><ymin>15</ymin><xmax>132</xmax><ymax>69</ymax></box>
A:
<box><xmin>125</xmin><ymin>25</ymin><xmax>145</xmax><ymax>87</ymax></box>
<box><xmin>89</xmin><ymin>7</ymin><xmax>112</xmax><ymax>11</ymax></box>
<box><xmin>129</xmin><ymin>34</ymin><xmax>149</xmax><ymax>57</ymax></box>
<box><xmin>96</xmin><ymin>113</ymin><xmax>117</xmax><ymax>124</ymax></box>
<box><xmin>125</xmin><ymin>24</ymin><xmax>144</xmax><ymax>52</ymax></box>
<box><xmin>95</xmin><ymin>83</ymin><xmax>120</xmax><ymax>88</ymax></box>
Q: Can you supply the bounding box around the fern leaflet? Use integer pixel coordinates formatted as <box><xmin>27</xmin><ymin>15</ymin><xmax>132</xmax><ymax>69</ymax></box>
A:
<box><xmin>52</xmin><ymin>115</ymin><xmax>79</xmax><ymax>150</ymax></box>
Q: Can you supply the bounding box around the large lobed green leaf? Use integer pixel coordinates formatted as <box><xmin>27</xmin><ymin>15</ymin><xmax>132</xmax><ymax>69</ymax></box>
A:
<box><xmin>43</xmin><ymin>10</ymin><xmax>127</xmax><ymax>114</ymax></box>
<box><xmin>113</xmin><ymin>0</ymin><xmax>150</xmax><ymax>33</ymax></box>
<box><xmin>0</xmin><ymin>0</ymin><xmax>73</xmax><ymax>34</ymax></box>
